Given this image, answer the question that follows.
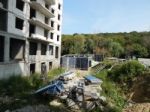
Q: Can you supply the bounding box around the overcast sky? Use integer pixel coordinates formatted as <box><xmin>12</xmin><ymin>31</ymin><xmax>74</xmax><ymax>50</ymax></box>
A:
<box><xmin>62</xmin><ymin>0</ymin><xmax>150</xmax><ymax>34</ymax></box>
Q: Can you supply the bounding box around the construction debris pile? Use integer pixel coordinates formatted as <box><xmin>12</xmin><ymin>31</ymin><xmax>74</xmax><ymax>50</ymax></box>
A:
<box><xmin>35</xmin><ymin>71</ymin><xmax>107</xmax><ymax>111</ymax></box>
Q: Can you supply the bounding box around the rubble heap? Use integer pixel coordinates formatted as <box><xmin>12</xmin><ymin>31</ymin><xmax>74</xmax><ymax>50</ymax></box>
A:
<box><xmin>35</xmin><ymin>71</ymin><xmax>107</xmax><ymax>111</ymax></box>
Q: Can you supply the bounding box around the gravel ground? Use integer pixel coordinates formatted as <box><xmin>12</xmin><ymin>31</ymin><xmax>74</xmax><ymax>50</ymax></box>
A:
<box><xmin>123</xmin><ymin>103</ymin><xmax>150</xmax><ymax>112</ymax></box>
<box><xmin>5</xmin><ymin>105</ymin><xmax>51</xmax><ymax>112</ymax></box>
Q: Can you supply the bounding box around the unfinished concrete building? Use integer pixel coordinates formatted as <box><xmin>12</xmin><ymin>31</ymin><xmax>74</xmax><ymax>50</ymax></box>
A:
<box><xmin>0</xmin><ymin>0</ymin><xmax>63</xmax><ymax>78</ymax></box>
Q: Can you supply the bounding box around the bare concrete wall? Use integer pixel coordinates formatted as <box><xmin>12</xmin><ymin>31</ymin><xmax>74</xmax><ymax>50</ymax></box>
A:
<box><xmin>0</xmin><ymin>62</ymin><xmax>28</xmax><ymax>79</ymax></box>
<box><xmin>7</xmin><ymin>0</ymin><xmax>29</xmax><ymax>37</ymax></box>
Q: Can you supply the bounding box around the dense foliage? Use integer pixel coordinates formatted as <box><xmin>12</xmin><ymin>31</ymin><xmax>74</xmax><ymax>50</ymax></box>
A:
<box><xmin>62</xmin><ymin>32</ymin><xmax>150</xmax><ymax>58</ymax></box>
<box><xmin>108</xmin><ymin>60</ymin><xmax>145</xmax><ymax>83</ymax></box>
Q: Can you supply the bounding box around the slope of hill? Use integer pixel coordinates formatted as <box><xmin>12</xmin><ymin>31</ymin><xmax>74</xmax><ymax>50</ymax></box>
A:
<box><xmin>62</xmin><ymin>32</ymin><xmax>150</xmax><ymax>58</ymax></box>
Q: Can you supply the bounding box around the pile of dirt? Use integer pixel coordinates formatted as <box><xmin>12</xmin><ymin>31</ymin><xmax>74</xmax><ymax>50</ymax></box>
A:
<box><xmin>127</xmin><ymin>74</ymin><xmax>150</xmax><ymax>103</ymax></box>
<box><xmin>124</xmin><ymin>74</ymin><xmax>150</xmax><ymax>112</ymax></box>
<box><xmin>123</xmin><ymin>103</ymin><xmax>150</xmax><ymax>112</ymax></box>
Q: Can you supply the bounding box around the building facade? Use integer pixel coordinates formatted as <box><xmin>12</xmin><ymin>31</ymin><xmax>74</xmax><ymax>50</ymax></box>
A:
<box><xmin>0</xmin><ymin>0</ymin><xmax>63</xmax><ymax>78</ymax></box>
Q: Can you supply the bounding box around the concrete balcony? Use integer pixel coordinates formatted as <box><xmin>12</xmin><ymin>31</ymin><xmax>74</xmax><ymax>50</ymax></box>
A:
<box><xmin>29</xmin><ymin>18</ymin><xmax>54</xmax><ymax>31</ymax></box>
<box><xmin>44</xmin><ymin>0</ymin><xmax>56</xmax><ymax>5</ymax></box>
<box><xmin>29</xmin><ymin>33</ymin><xmax>53</xmax><ymax>43</ymax></box>
<box><xmin>29</xmin><ymin>1</ymin><xmax>55</xmax><ymax>18</ymax></box>
<box><xmin>28</xmin><ymin>55</ymin><xmax>38</xmax><ymax>62</ymax></box>
<box><xmin>47</xmin><ymin>38</ymin><xmax>54</xmax><ymax>43</ymax></box>
<box><xmin>29</xmin><ymin>55</ymin><xmax>54</xmax><ymax>62</ymax></box>
<box><xmin>40</xmin><ymin>55</ymin><xmax>54</xmax><ymax>61</ymax></box>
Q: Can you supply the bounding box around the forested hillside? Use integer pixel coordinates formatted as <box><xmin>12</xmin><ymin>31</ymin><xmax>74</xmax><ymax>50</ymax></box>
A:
<box><xmin>62</xmin><ymin>32</ymin><xmax>150</xmax><ymax>58</ymax></box>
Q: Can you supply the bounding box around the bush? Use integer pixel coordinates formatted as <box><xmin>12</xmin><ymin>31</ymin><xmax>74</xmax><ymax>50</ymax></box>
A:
<box><xmin>108</xmin><ymin>60</ymin><xmax>145</xmax><ymax>83</ymax></box>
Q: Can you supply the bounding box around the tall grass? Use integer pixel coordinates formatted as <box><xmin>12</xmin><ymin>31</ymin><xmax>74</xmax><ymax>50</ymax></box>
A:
<box><xmin>48</xmin><ymin>67</ymin><xmax>65</xmax><ymax>79</ymax></box>
<box><xmin>0</xmin><ymin>68</ymin><xmax>65</xmax><ymax>97</ymax></box>
<box><xmin>0</xmin><ymin>68</ymin><xmax>65</xmax><ymax>111</ymax></box>
<box><xmin>0</xmin><ymin>76</ymin><xmax>31</xmax><ymax>97</ymax></box>
<box><xmin>95</xmin><ymin>70</ymin><xmax>126</xmax><ymax>112</ymax></box>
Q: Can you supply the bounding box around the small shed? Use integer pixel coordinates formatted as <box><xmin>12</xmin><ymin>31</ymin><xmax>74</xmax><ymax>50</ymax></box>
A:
<box><xmin>61</xmin><ymin>54</ymin><xmax>92</xmax><ymax>70</ymax></box>
<box><xmin>138</xmin><ymin>58</ymin><xmax>150</xmax><ymax>67</ymax></box>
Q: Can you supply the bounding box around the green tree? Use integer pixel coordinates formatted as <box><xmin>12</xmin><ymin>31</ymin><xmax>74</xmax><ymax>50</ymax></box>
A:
<box><xmin>61</xmin><ymin>35</ymin><xmax>74</xmax><ymax>55</ymax></box>
<box><xmin>141</xmin><ymin>36</ymin><xmax>150</xmax><ymax>57</ymax></box>
<box><xmin>109</xmin><ymin>60</ymin><xmax>145</xmax><ymax>83</ymax></box>
<box><xmin>109</xmin><ymin>42</ymin><xmax>124</xmax><ymax>57</ymax></box>
<box><xmin>84</xmin><ymin>38</ymin><xmax>94</xmax><ymax>54</ymax></box>
<box><xmin>69</xmin><ymin>35</ymin><xmax>85</xmax><ymax>54</ymax></box>
<box><xmin>62</xmin><ymin>32</ymin><xmax>150</xmax><ymax>57</ymax></box>
<box><xmin>132</xmin><ymin>44</ymin><xmax>148</xmax><ymax>58</ymax></box>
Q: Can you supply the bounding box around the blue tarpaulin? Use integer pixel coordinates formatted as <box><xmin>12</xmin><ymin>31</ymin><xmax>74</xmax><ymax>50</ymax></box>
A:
<box><xmin>35</xmin><ymin>80</ymin><xmax>64</xmax><ymax>95</ymax></box>
<box><xmin>84</xmin><ymin>75</ymin><xmax>102</xmax><ymax>84</ymax></box>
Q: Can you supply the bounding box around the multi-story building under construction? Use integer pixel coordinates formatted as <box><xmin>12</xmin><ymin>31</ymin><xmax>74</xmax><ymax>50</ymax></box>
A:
<box><xmin>0</xmin><ymin>0</ymin><xmax>63</xmax><ymax>78</ymax></box>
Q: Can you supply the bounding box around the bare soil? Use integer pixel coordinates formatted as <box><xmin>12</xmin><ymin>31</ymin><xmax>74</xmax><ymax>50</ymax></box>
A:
<box><xmin>123</xmin><ymin>103</ymin><xmax>150</xmax><ymax>112</ymax></box>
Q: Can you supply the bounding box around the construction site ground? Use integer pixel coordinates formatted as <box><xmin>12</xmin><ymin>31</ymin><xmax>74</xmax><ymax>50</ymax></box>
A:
<box><xmin>123</xmin><ymin>103</ymin><xmax>150</xmax><ymax>112</ymax></box>
<box><xmin>1</xmin><ymin>69</ymin><xmax>150</xmax><ymax>112</ymax></box>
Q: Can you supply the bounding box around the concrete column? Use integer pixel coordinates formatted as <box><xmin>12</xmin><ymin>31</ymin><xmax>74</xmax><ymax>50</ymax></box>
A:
<box><xmin>46</xmin><ymin>45</ymin><xmax>49</xmax><ymax>73</ymax></box>
<box><xmin>58</xmin><ymin>46</ymin><xmax>60</xmax><ymax>59</ymax></box>
<box><xmin>36</xmin><ymin>62</ymin><xmax>41</xmax><ymax>73</ymax></box>
<box><xmin>24</xmin><ymin>40</ymin><xmax>29</xmax><ymax>75</ymax></box>
<box><xmin>46</xmin><ymin>61</ymin><xmax>49</xmax><ymax>73</ymax></box>
<box><xmin>46</xmin><ymin>44</ymin><xmax>49</xmax><ymax>56</ymax></box>
<box><xmin>59</xmin><ymin>45</ymin><xmax>61</xmax><ymax>59</ymax></box>
<box><xmin>25</xmin><ymin>40</ymin><xmax>29</xmax><ymax>62</ymax></box>
<box><xmin>36</xmin><ymin>43</ymin><xmax>41</xmax><ymax>73</ymax></box>
<box><xmin>37</xmin><ymin>42</ymin><xmax>41</xmax><ymax>57</ymax></box>
<box><xmin>53</xmin><ymin>45</ymin><xmax>56</xmax><ymax>58</ymax></box>
<box><xmin>4</xmin><ymin>36</ymin><xmax>10</xmax><ymax>62</ymax></box>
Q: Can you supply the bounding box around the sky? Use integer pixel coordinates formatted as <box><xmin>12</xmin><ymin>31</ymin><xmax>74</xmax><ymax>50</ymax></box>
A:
<box><xmin>62</xmin><ymin>0</ymin><xmax>150</xmax><ymax>34</ymax></box>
